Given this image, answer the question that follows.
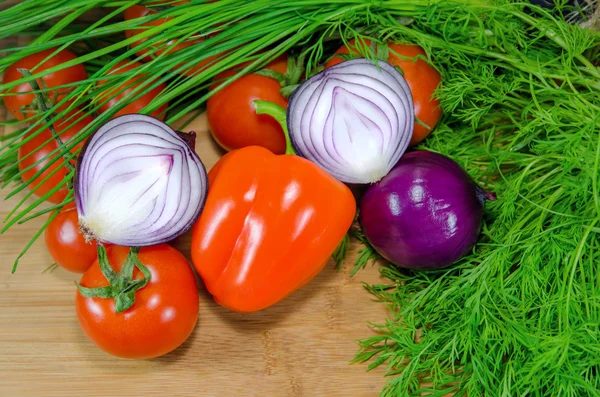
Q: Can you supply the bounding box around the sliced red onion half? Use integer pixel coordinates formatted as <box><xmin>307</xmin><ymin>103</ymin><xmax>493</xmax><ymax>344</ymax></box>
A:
<box><xmin>287</xmin><ymin>58</ymin><xmax>414</xmax><ymax>184</ymax></box>
<box><xmin>74</xmin><ymin>114</ymin><xmax>208</xmax><ymax>246</ymax></box>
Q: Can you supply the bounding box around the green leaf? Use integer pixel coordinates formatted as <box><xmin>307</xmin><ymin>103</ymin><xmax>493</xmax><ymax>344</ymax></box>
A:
<box><xmin>333</xmin><ymin>233</ymin><xmax>350</xmax><ymax>270</ymax></box>
<box><xmin>349</xmin><ymin>228</ymin><xmax>381</xmax><ymax>276</ymax></box>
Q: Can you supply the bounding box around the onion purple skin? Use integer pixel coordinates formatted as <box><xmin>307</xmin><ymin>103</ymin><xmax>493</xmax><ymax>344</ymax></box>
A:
<box><xmin>359</xmin><ymin>150</ymin><xmax>496</xmax><ymax>271</ymax></box>
<box><xmin>176</xmin><ymin>130</ymin><xmax>197</xmax><ymax>151</ymax></box>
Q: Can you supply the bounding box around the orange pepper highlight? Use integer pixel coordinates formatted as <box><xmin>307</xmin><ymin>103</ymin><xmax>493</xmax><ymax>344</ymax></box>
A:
<box><xmin>191</xmin><ymin>146</ymin><xmax>356</xmax><ymax>312</ymax></box>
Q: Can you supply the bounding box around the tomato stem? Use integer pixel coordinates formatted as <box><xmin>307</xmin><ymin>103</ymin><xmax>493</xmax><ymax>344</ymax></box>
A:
<box><xmin>254</xmin><ymin>68</ymin><xmax>287</xmax><ymax>87</ymax></box>
<box><xmin>17</xmin><ymin>68</ymin><xmax>75</xmax><ymax>174</ymax></box>
<box><xmin>284</xmin><ymin>53</ymin><xmax>306</xmax><ymax>88</ymax></box>
<box><xmin>75</xmin><ymin>246</ymin><xmax>152</xmax><ymax>313</ymax></box>
<box><xmin>374</xmin><ymin>41</ymin><xmax>389</xmax><ymax>63</ymax></box>
<box><xmin>97</xmin><ymin>245</ymin><xmax>118</xmax><ymax>283</ymax></box>
<box><xmin>280</xmin><ymin>84</ymin><xmax>299</xmax><ymax>98</ymax></box>
<box><xmin>337</xmin><ymin>40</ymin><xmax>391</xmax><ymax>65</ymax></box>
<box><xmin>119</xmin><ymin>247</ymin><xmax>140</xmax><ymax>280</ymax></box>
<box><xmin>255</xmin><ymin>54</ymin><xmax>306</xmax><ymax>99</ymax></box>
<box><xmin>252</xmin><ymin>100</ymin><xmax>295</xmax><ymax>155</ymax></box>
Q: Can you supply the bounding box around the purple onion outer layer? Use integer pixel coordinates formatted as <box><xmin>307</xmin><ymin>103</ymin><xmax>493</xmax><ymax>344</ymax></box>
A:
<box><xmin>74</xmin><ymin>114</ymin><xmax>208</xmax><ymax>247</ymax></box>
<box><xmin>286</xmin><ymin>58</ymin><xmax>414</xmax><ymax>184</ymax></box>
<box><xmin>359</xmin><ymin>150</ymin><xmax>496</xmax><ymax>270</ymax></box>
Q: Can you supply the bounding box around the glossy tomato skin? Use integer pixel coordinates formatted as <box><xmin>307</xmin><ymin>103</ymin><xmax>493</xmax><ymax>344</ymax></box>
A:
<box><xmin>206</xmin><ymin>56</ymin><xmax>288</xmax><ymax>154</ymax></box>
<box><xmin>2</xmin><ymin>48</ymin><xmax>87</xmax><ymax>121</ymax></box>
<box><xmin>18</xmin><ymin>110</ymin><xmax>93</xmax><ymax>204</ymax></box>
<box><xmin>45</xmin><ymin>205</ymin><xmax>97</xmax><ymax>273</ymax></box>
<box><xmin>326</xmin><ymin>40</ymin><xmax>443</xmax><ymax>145</ymax></box>
<box><xmin>124</xmin><ymin>2</ymin><xmax>218</xmax><ymax>78</ymax></box>
<box><xmin>97</xmin><ymin>60</ymin><xmax>168</xmax><ymax>120</ymax></box>
<box><xmin>76</xmin><ymin>245</ymin><xmax>199</xmax><ymax>359</ymax></box>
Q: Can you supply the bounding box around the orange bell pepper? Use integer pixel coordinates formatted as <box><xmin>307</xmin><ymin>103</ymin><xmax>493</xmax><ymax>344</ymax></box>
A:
<box><xmin>190</xmin><ymin>145</ymin><xmax>356</xmax><ymax>312</ymax></box>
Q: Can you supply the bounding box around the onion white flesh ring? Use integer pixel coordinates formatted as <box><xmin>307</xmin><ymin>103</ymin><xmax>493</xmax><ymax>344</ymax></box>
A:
<box><xmin>75</xmin><ymin>114</ymin><xmax>208</xmax><ymax>246</ymax></box>
<box><xmin>287</xmin><ymin>58</ymin><xmax>414</xmax><ymax>184</ymax></box>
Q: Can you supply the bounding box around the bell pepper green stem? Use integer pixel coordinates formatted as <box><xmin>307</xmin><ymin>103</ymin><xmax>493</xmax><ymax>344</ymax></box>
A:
<box><xmin>252</xmin><ymin>99</ymin><xmax>296</xmax><ymax>155</ymax></box>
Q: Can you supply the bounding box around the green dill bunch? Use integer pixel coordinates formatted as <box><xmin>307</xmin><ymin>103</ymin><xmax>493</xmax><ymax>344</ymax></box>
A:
<box><xmin>352</xmin><ymin>2</ymin><xmax>600</xmax><ymax>397</ymax></box>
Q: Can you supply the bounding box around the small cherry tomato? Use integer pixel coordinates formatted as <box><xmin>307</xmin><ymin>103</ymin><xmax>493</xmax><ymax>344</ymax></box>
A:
<box><xmin>45</xmin><ymin>205</ymin><xmax>97</xmax><ymax>273</ymax></box>
<box><xmin>2</xmin><ymin>48</ymin><xmax>88</xmax><ymax>121</ymax></box>
<box><xmin>96</xmin><ymin>60</ymin><xmax>168</xmax><ymax>120</ymax></box>
<box><xmin>76</xmin><ymin>244</ymin><xmax>199</xmax><ymax>359</ymax></box>
<box><xmin>326</xmin><ymin>40</ymin><xmax>443</xmax><ymax>145</ymax></box>
<box><xmin>18</xmin><ymin>110</ymin><xmax>93</xmax><ymax>204</ymax></box>
<box><xmin>207</xmin><ymin>55</ymin><xmax>288</xmax><ymax>154</ymax></box>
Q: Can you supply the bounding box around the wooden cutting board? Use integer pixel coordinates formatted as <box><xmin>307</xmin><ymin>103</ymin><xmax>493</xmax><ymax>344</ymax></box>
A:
<box><xmin>0</xmin><ymin>106</ymin><xmax>390</xmax><ymax>396</ymax></box>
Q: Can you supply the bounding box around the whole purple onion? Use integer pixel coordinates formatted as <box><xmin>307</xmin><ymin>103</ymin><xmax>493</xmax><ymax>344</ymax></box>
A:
<box><xmin>359</xmin><ymin>150</ymin><xmax>496</xmax><ymax>270</ymax></box>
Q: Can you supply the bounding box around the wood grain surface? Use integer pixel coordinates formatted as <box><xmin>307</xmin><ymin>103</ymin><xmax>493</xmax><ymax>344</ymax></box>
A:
<box><xmin>0</xmin><ymin>40</ymin><xmax>390</xmax><ymax>397</ymax></box>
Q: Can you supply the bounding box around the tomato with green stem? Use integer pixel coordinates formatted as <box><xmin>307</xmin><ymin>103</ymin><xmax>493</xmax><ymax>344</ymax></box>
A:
<box><xmin>18</xmin><ymin>110</ymin><xmax>94</xmax><ymax>204</ymax></box>
<box><xmin>326</xmin><ymin>40</ymin><xmax>443</xmax><ymax>146</ymax></box>
<box><xmin>206</xmin><ymin>55</ymin><xmax>295</xmax><ymax>154</ymax></box>
<box><xmin>45</xmin><ymin>205</ymin><xmax>97</xmax><ymax>273</ymax></box>
<box><xmin>76</xmin><ymin>244</ymin><xmax>199</xmax><ymax>359</ymax></box>
<box><xmin>96</xmin><ymin>60</ymin><xmax>168</xmax><ymax>120</ymax></box>
<box><xmin>2</xmin><ymin>48</ymin><xmax>87</xmax><ymax>121</ymax></box>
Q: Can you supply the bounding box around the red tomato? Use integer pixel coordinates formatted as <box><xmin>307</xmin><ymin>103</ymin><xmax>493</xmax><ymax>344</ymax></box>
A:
<box><xmin>76</xmin><ymin>244</ymin><xmax>199</xmax><ymax>359</ymax></box>
<box><xmin>326</xmin><ymin>40</ymin><xmax>443</xmax><ymax>146</ymax></box>
<box><xmin>2</xmin><ymin>48</ymin><xmax>87</xmax><ymax>121</ymax></box>
<box><xmin>45</xmin><ymin>205</ymin><xmax>97</xmax><ymax>273</ymax></box>
<box><xmin>96</xmin><ymin>60</ymin><xmax>168</xmax><ymax>120</ymax></box>
<box><xmin>123</xmin><ymin>2</ymin><xmax>218</xmax><ymax>78</ymax></box>
<box><xmin>18</xmin><ymin>110</ymin><xmax>93</xmax><ymax>204</ymax></box>
<box><xmin>206</xmin><ymin>55</ymin><xmax>288</xmax><ymax>154</ymax></box>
